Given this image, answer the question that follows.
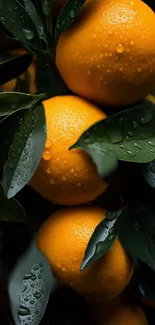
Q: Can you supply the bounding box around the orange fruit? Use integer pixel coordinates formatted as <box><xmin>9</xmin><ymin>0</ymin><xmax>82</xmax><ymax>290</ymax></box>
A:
<box><xmin>31</xmin><ymin>95</ymin><xmax>108</xmax><ymax>206</ymax></box>
<box><xmin>0</xmin><ymin>49</ymin><xmax>37</xmax><ymax>93</ymax></box>
<box><xmin>92</xmin><ymin>296</ymin><xmax>148</xmax><ymax>325</ymax></box>
<box><xmin>56</xmin><ymin>0</ymin><xmax>155</xmax><ymax>107</ymax></box>
<box><xmin>37</xmin><ymin>206</ymin><xmax>134</xmax><ymax>302</ymax></box>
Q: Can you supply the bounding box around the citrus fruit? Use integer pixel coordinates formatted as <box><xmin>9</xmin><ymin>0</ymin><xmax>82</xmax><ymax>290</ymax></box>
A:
<box><xmin>31</xmin><ymin>95</ymin><xmax>108</xmax><ymax>206</ymax></box>
<box><xmin>56</xmin><ymin>0</ymin><xmax>155</xmax><ymax>106</ymax></box>
<box><xmin>0</xmin><ymin>49</ymin><xmax>37</xmax><ymax>93</ymax></box>
<box><xmin>37</xmin><ymin>206</ymin><xmax>134</xmax><ymax>302</ymax></box>
<box><xmin>93</xmin><ymin>296</ymin><xmax>148</xmax><ymax>325</ymax></box>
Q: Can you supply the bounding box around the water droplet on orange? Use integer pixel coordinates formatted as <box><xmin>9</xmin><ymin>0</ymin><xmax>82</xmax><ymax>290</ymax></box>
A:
<box><xmin>47</xmin><ymin>168</ymin><xmax>51</xmax><ymax>174</ymax></box>
<box><xmin>108</xmin><ymin>29</ymin><xmax>113</xmax><ymax>35</ymax></box>
<box><xmin>98</xmin><ymin>43</ymin><xmax>101</xmax><ymax>48</ymax></box>
<box><xmin>127</xmin><ymin>48</ymin><xmax>130</xmax><ymax>52</ymax></box>
<box><xmin>105</xmin><ymin>52</ymin><xmax>108</xmax><ymax>56</ymax></box>
<box><xmin>109</xmin><ymin>52</ymin><xmax>112</xmax><ymax>57</ymax></box>
<box><xmin>100</xmin><ymin>76</ymin><xmax>103</xmax><ymax>80</ymax></box>
<box><xmin>107</xmin><ymin>68</ymin><xmax>111</xmax><ymax>73</ymax></box>
<box><xmin>77</xmin><ymin>183</ymin><xmax>81</xmax><ymax>187</ymax></box>
<box><xmin>45</xmin><ymin>140</ymin><xmax>51</xmax><ymax>149</ymax></box>
<box><xmin>62</xmin><ymin>176</ymin><xmax>66</xmax><ymax>181</ymax></box>
<box><xmin>56</xmin><ymin>157</ymin><xmax>60</xmax><ymax>161</ymax></box>
<box><xmin>116</xmin><ymin>44</ymin><xmax>125</xmax><ymax>53</ymax></box>
<box><xmin>138</xmin><ymin>67</ymin><xmax>141</xmax><ymax>72</ymax></box>
<box><xmin>64</xmin><ymin>160</ymin><xmax>67</xmax><ymax>164</ymax></box>
<box><xmin>71</xmin><ymin>168</ymin><xmax>74</xmax><ymax>173</ymax></box>
<box><xmin>92</xmin><ymin>33</ymin><xmax>96</xmax><ymax>39</ymax></box>
<box><xmin>119</xmin><ymin>66</ymin><xmax>124</xmax><ymax>71</ymax></box>
<box><xmin>87</xmin><ymin>70</ymin><xmax>91</xmax><ymax>75</ymax></box>
<box><xmin>130</xmin><ymin>40</ymin><xmax>134</xmax><ymax>45</ymax></box>
<box><xmin>43</xmin><ymin>151</ymin><xmax>51</xmax><ymax>160</ymax></box>
<box><xmin>104</xmin><ymin>44</ymin><xmax>108</xmax><ymax>48</ymax></box>
<box><xmin>100</xmin><ymin>53</ymin><xmax>103</xmax><ymax>58</ymax></box>
<box><xmin>97</xmin><ymin>64</ymin><xmax>100</xmax><ymax>69</ymax></box>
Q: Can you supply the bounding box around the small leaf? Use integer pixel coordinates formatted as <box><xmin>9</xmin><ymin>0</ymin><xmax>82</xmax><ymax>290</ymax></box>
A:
<box><xmin>81</xmin><ymin>206</ymin><xmax>128</xmax><ymax>270</ymax></box>
<box><xmin>0</xmin><ymin>53</ymin><xmax>33</xmax><ymax>85</ymax></box>
<box><xmin>0</xmin><ymin>198</ymin><xmax>27</xmax><ymax>223</ymax></box>
<box><xmin>8</xmin><ymin>236</ymin><xmax>55</xmax><ymax>325</ymax></box>
<box><xmin>71</xmin><ymin>99</ymin><xmax>155</xmax><ymax>178</ymax></box>
<box><xmin>2</xmin><ymin>104</ymin><xmax>46</xmax><ymax>199</ymax></box>
<box><xmin>0</xmin><ymin>92</ymin><xmax>45</xmax><ymax>116</ymax></box>
<box><xmin>0</xmin><ymin>1</ymin><xmax>42</xmax><ymax>51</ymax></box>
<box><xmin>55</xmin><ymin>0</ymin><xmax>86</xmax><ymax>42</ymax></box>
<box><xmin>119</xmin><ymin>204</ymin><xmax>155</xmax><ymax>271</ymax></box>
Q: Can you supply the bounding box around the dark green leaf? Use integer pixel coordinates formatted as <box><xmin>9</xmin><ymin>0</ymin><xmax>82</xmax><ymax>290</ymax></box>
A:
<box><xmin>55</xmin><ymin>0</ymin><xmax>86</xmax><ymax>42</ymax></box>
<box><xmin>81</xmin><ymin>206</ymin><xmax>128</xmax><ymax>270</ymax></box>
<box><xmin>8</xmin><ymin>236</ymin><xmax>54</xmax><ymax>325</ymax></box>
<box><xmin>0</xmin><ymin>198</ymin><xmax>26</xmax><ymax>222</ymax></box>
<box><xmin>71</xmin><ymin>99</ymin><xmax>155</xmax><ymax>178</ymax></box>
<box><xmin>119</xmin><ymin>204</ymin><xmax>155</xmax><ymax>271</ymax></box>
<box><xmin>42</xmin><ymin>0</ymin><xmax>53</xmax><ymax>35</ymax></box>
<box><xmin>0</xmin><ymin>1</ymin><xmax>42</xmax><ymax>51</ymax></box>
<box><xmin>0</xmin><ymin>53</ymin><xmax>33</xmax><ymax>85</ymax></box>
<box><xmin>0</xmin><ymin>110</ymin><xmax>26</xmax><ymax>169</ymax></box>
<box><xmin>142</xmin><ymin>160</ymin><xmax>155</xmax><ymax>189</ymax></box>
<box><xmin>136</xmin><ymin>261</ymin><xmax>155</xmax><ymax>303</ymax></box>
<box><xmin>2</xmin><ymin>104</ymin><xmax>46</xmax><ymax>199</ymax></box>
<box><xmin>21</xmin><ymin>0</ymin><xmax>47</xmax><ymax>43</ymax></box>
<box><xmin>36</xmin><ymin>53</ymin><xmax>68</xmax><ymax>97</ymax></box>
<box><xmin>0</xmin><ymin>183</ymin><xmax>5</xmax><ymax>207</ymax></box>
<box><xmin>0</xmin><ymin>92</ymin><xmax>45</xmax><ymax>116</ymax></box>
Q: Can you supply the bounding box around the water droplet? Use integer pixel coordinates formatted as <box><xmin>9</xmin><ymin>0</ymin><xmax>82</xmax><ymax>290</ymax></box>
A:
<box><xmin>134</xmin><ymin>222</ymin><xmax>140</xmax><ymax>231</ymax></box>
<box><xmin>132</xmin><ymin>121</ymin><xmax>139</xmax><ymax>129</ymax></box>
<box><xmin>108</xmin><ymin>29</ymin><xmax>113</xmax><ymax>35</ymax></box>
<box><xmin>77</xmin><ymin>182</ymin><xmax>81</xmax><ymax>187</ymax></box>
<box><xmin>148</xmin><ymin>141</ymin><xmax>155</xmax><ymax>147</ymax></box>
<box><xmin>119</xmin><ymin>144</ymin><xmax>125</xmax><ymax>149</ymax></box>
<box><xmin>70</xmin><ymin>9</ymin><xmax>75</xmax><ymax>18</ymax></box>
<box><xmin>134</xmin><ymin>142</ymin><xmax>142</xmax><ymax>149</ymax></box>
<box><xmin>119</xmin><ymin>66</ymin><xmax>124</xmax><ymax>71</ymax></box>
<box><xmin>92</xmin><ymin>33</ymin><xmax>96</xmax><ymax>39</ymax></box>
<box><xmin>105</xmin><ymin>52</ymin><xmax>108</xmax><ymax>56</ymax></box>
<box><xmin>43</xmin><ymin>151</ymin><xmax>51</xmax><ymax>160</ymax></box>
<box><xmin>127</xmin><ymin>150</ymin><xmax>135</xmax><ymax>157</ymax></box>
<box><xmin>24</xmin><ymin>297</ymin><xmax>29</xmax><ymax>302</ymax></box>
<box><xmin>45</xmin><ymin>140</ymin><xmax>51</xmax><ymax>149</ymax></box>
<box><xmin>97</xmin><ymin>64</ymin><xmax>100</xmax><ymax>69</ymax></box>
<box><xmin>126</xmin><ymin>48</ymin><xmax>130</xmax><ymax>52</ymax></box>
<box><xmin>35</xmin><ymin>310</ymin><xmax>39</xmax><ymax>315</ymax></box>
<box><xmin>109</xmin><ymin>235</ymin><xmax>114</xmax><ymax>241</ymax></box>
<box><xmin>138</xmin><ymin>67</ymin><xmax>141</xmax><ymax>72</ymax></box>
<box><xmin>71</xmin><ymin>168</ymin><xmax>74</xmax><ymax>173</ymax></box>
<box><xmin>34</xmin><ymin>292</ymin><xmax>41</xmax><ymax>300</ymax></box>
<box><xmin>30</xmin><ymin>300</ymin><xmax>35</xmax><ymax>305</ymax></box>
<box><xmin>116</xmin><ymin>44</ymin><xmax>125</xmax><ymax>53</ymax></box>
<box><xmin>50</xmin><ymin>179</ymin><xmax>54</xmax><ymax>184</ymax></box>
<box><xmin>140</xmin><ymin>110</ymin><xmax>153</xmax><ymax>124</ymax></box>
<box><xmin>106</xmin><ymin>211</ymin><xmax>116</xmax><ymax>220</ymax></box>
<box><xmin>23</xmin><ymin>273</ymin><xmax>32</xmax><ymax>280</ymax></box>
<box><xmin>23</xmin><ymin>28</ymin><xmax>34</xmax><ymax>40</ymax></box>
<box><xmin>109</xmin><ymin>52</ymin><xmax>112</xmax><ymax>57</ymax></box>
<box><xmin>109</xmin><ymin>227</ymin><xmax>114</xmax><ymax>234</ymax></box>
<box><xmin>130</xmin><ymin>40</ymin><xmax>134</xmax><ymax>45</ymax></box>
<box><xmin>41</xmin><ymin>289</ymin><xmax>45</xmax><ymax>294</ymax></box>
<box><xmin>18</xmin><ymin>305</ymin><xmax>31</xmax><ymax>316</ymax></box>
<box><xmin>97</xmin><ymin>43</ymin><xmax>101</xmax><ymax>48</ymax></box>
<box><xmin>38</xmin><ymin>274</ymin><xmax>42</xmax><ymax>279</ymax></box>
<box><xmin>31</xmin><ymin>274</ymin><xmax>36</xmax><ymax>281</ymax></box>
<box><xmin>108</xmin><ymin>129</ymin><xmax>122</xmax><ymax>144</ymax></box>
<box><xmin>47</xmin><ymin>168</ymin><xmax>51</xmax><ymax>174</ymax></box>
<box><xmin>128</xmin><ymin>131</ymin><xmax>133</xmax><ymax>137</ymax></box>
<box><xmin>87</xmin><ymin>70</ymin><xmax>91</xmax><ymax>75</ymax></box>
<box><xmin>100</xmin><ymin>53</ymin><xmax>103</xmax><ymax>58</ymax></box>
<box><xmin>62</xmin><ymin>176</ymin><xmax>66</xmax><ymax>181</ymax></box>
<box><xmin>9</xmin><ymin>162</ymin><xmax>13</xmax><ymax>169</ymax></box>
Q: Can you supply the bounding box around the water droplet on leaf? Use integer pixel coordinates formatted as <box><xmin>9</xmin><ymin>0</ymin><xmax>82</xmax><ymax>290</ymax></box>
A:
<box><xmin>108</xmin><ymin>129</ymin><xmax>122</xmax><ymax>144</ymax></box>
<box><xmin>132</xmin><ymin>121</ymin><xmax>139</xmax><ymax>129</ymax></box>
<box><xmin>23</xmin><ymin>28</ymin><xmax>34</xmax><ymax>40</ymax></box>
<box><xmin>140</xmin><ymin>110</ymin><xmax>153</xmax><ymax>124</ymax></box>
<box><xmin>18</xmin><ymin>305</ymin><xmax>31</xmax><ymax>316</ymax></box>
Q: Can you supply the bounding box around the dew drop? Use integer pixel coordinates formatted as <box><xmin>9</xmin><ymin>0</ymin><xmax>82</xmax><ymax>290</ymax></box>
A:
<box><xmin>108</xmin><ymin>29</ymin><xmax>113</xmax><ymax>35</ymax></box>
<box><xmin>31</xmin><ymin>274</ymin><xmax>36</xmax><ymax>281</ymax></box>
<box><xmin>128</xmin><ymin>131</ymin><xmax>133</xmax><ymax>137</ymax></box>
<box><xmin>132</xmin><ymin>121</ymin><xmax>139</xmax><ymax>129</ymax></box>
<box><xmin>34</xmin><ymin>292</ymin><xmax>41</xmax><ymax>300</ymax></box>
<box><xmin>108</xmin><ymin>129</ymin><xmax>122</xmax><ymax>144</ymax></box>
<box><xmin>105</xmin><ymin>52</ymin><xmax>108</xmax><ymax>56</ymax></box>
<box><xmin>45</xmin><ymin>140</ymin><xmax>51</xmax><ymax>149</ymax></box>
<box><xmin>119</xmin><ymin>144</ymin><xmax>125</xmax><ymax>149</ymax></box>
<box><xmin>71</xmin><ymin>168</ymin><xmax>74</xmax><ymax>173</ymax></box>
<box><xmin>43</xmin><ymin>151</ymin><xmax>51</xmax><ymax>160</ymax></box>
<box><xmin>109</xmin><ymin>52</ymin><xmax>112</xmax><ymax>57</ymax></box>
<box><xmin>70</xmin><ymin>9</ymin><xmax>75</xmax><ymax>19</ymax></box>
<box><xmin>100</xmin><ymin>53</ymin><xmax>104</xmax><ymax>58</ymax></box>
<box><xmin>134</xmin><ymin>142</ymin><xmax>142</xmax><ymax>149</ymax></box>
<box><xmin>92</xmin><ymin>33</ymin><xmax>96</xmax><ymax>39</ymax></box>
<box><xmin>47</xmin><ymin>168</ymin><xmax>51</xmax><ymax>174</ymax></box>
<box><xmin>130</xmin><ymin>40</ymin><xmax>134</xmax><ymax>45</ymax></box>
<box><xmin>18</xmin><ymin>305</ymin><xmax>31</xmax><ymax>316</ymax></box>
<box><xmin>50</xmin><ymin>179</ymin><xmax>54</xmax><ymax>184</ymax></box>
<box><xmin>87</xmin><ymin>70</ymin><xmax>91</xmax><ymax>75</ymax></box>
<box><xmin>140</xmin><ymin>110</ymin><xmax>153</xmax><ymax>124</ymax></box>
<box><xmin>138</xmin><ymin>67</ymin><xmax>141</xmax><ymax>72</ymax></box>
<box><xmin>127</xmin><ymin>150</ymin><xmax>135</xmax><ymax>157</ymax></box>
<box><xmin>23</xmin><ymin>273</ymin><xmax>32</xmax><ymax>280</ymax></box>
<box><xmin>97</xmin><ymin>64</ymin><xmax>100</xmax><ymax>69</ymax></box>
<box><xmin>0</xmin><ymin>17</ymin><xmax>6</xmax><ymax>23</ymax></box>
<box><xmin>148</xmin><ymin>141</ymin><xmax>155</xmax><ymax>147</ymax></box>
<box><xmin>38</xmin><ymin>274</ymin><xmax>42</xmax><ymax>279</ymax></box>
<box><xmin>116</xmin><ymin>44</ymin><xmax>124</xmax><ymax>53</ymax></box>
<box><xmin>23</xmin><ymin>28</ymin><xmax>34</xmax><ymax>40</ymax></box>
<box><xmin>119</xmin><ymin>66</ymin><xmax>124</xmax><ymax>71</ymax></box>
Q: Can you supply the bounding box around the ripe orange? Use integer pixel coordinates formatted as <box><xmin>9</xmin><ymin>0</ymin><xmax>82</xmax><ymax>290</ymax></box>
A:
<box><xmin>92</xmin><ymin>296</ymin><xmax>148</xmax><ymax>325</ymax></box>
<box><xmin>37</xmin><ymin>206</ymin><xmax>133</xmax><ymax>302</ymax></box>
<box><xmin>56</xmin><ymin>0</ymin><xmax>155</xmax><ymax>106</ymax></box>
<box><xmin>0</xmin><ymin>49</ymin><xmax>37</xmax><ymax>93</ymax></box>
<box><xmin>31</xmin><ymin>95</ymin><xmax>108</xmax><ymax>206</ymax></box>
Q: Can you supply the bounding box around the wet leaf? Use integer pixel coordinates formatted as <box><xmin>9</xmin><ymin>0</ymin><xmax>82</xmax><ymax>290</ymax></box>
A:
<box><xmin>2</xmin><ymin>104</ymin><xmax>46</xmax><ymax>199</ymax></box>
<box><xmin>8</xmin><ymin>236</ymin><xmax>55</xmax><ymax>325</ymax></box>
<box><xmin>81</xmin><ymin>206</ymin><xmax>128</xmax><ymax>270</ymax></box>
<box><xmin>21</xmin><ymin>0</ymin><xmax>47</xmax><ymax>43</ymax></box>
<box><xmin>119</xmin><ymin>204</ymin><xmax>155</xmax><ymax>271</ymax></box>
<box><xmin>142</xmin><ymin>160</ymin><xmax>155</xmax><ymax>189</ymax></box>
<box><xmin>71</xmin><ymin>99</ymin><xmax>155</xmax><ymax>178</ymax></box>
<box><xmin>0</xmin><ymin>92</ymin><xmax>45</xmax><ymax>116</ymax></box>
<box><xmin>0</xmin><ymin>53</ymin><xmax>33</xmax><ymax>85</ymax></box>
<box><xmin>0</xmin><ymin>1</ymin><xmax>42</xmax><ymax>51</ymax></box>
<box><xmin>55</xmin><ymin>0</ymin><xmax>86</xmax><ymax>42</ymax></box>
